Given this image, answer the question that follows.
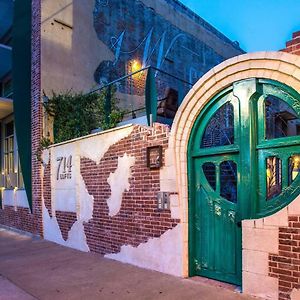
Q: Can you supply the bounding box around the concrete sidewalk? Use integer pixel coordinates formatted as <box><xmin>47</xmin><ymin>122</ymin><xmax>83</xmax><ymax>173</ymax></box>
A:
<box><xmin>0</xmin><ymin>227</ymin><xmax>255</xmax><ymax>300</ymax></box>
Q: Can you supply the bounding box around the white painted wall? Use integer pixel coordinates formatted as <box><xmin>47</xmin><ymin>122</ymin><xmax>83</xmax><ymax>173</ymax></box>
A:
<box><xmin>41</xmin><ymin>124</ymin><xmax>185</xmax><ymax>277</ymax></box>
<box><xmin>106</xmin><ymin>153</ymin><xmax>135</xmax><ymax>217</ymax></box>
<box><xmin>42</xmin><ymin>125</ymin><xmax>134</xmax><ymax>251</ymax></box>
<box><xmin>2</xmin><ymin>189</ymin><xmax>29</xmax><ymax>209</ymax></box>
<box><xmin>105</xmin><ymin>224</ymin><xmax>183</xmax><ymax>276</ymax></box>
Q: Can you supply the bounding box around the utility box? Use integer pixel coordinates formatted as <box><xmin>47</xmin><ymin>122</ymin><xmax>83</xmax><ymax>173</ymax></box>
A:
<box><xmin>157</xmin><ymin>192</ymin><xmax>170</xmax><ymax>210</ymax></box>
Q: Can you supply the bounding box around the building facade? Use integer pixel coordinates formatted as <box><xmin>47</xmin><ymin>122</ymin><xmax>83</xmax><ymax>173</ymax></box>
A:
<box><xmin>2</xmin><ymin>1</ymin><xmax>300</xmax><ymax>300</ymax></box>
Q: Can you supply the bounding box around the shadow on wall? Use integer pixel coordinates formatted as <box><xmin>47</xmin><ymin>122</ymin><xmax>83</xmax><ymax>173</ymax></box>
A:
<box><xmin>41</xmin><ymin>0</ymin><xmax>114</xmax><ymax>94</ymax></box>
<box><xmin>93</xmin><ymin>0</ymin><xmax>227</xmax><ymax>86</ymax></box>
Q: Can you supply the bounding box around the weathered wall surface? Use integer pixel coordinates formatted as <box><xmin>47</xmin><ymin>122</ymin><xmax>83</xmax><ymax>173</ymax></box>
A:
<box><xmin>41</xmin><ymin>124</ymin><xmax>182</xmax><ymax>276</ymax></box>
<box><xmin>41</xmin><ymin>0</ymin><xmax>243</xmax><ymax>95</ymax></box>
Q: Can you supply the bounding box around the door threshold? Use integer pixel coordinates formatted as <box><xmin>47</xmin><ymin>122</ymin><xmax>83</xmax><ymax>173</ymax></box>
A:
<box><xmin>188</xmin><ymin>276</ymin><xmax>241</xmax><ymax>293</ymax></box>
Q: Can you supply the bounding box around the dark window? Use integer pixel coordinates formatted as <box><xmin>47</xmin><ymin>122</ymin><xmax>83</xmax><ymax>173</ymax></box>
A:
<box><xmin>202</xmin><ymin>162</ymin><xmax>216</xmax><ymax>190</ymax></box>
<box><xmin>201</xmin><ymin>102</ymin><xmax>234</xmax><ymax>148</ymax></box>
<box><xmin>220</xmin><ymin>161</ymin><xmax>237</xmax><ymax>203</ymax></box>
<box><xmin>265</xmin><ymin>96</ymin><xmax>300</xmax><ymax>139</ymax></box>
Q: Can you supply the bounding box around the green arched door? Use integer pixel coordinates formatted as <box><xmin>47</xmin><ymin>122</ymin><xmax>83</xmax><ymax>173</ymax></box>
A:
<box><xmin>188</xmin><ymin>79</ymin><xmax>300</xmax><ymax>285</ymax></box>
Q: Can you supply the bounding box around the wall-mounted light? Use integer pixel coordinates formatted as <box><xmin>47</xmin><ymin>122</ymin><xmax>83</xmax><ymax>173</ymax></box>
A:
<box><xmin>131</xmin><ymin>59</ymin><xmax>142</xmax><ymax>73</ymax></box>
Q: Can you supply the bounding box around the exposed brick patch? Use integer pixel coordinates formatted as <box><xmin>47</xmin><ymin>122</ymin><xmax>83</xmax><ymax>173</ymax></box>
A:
<box><xmin>80</xmin><ymin>125</ymin><xmax>180</xmax><ymax>255</ymax></box>
<box><xmin>40</xmin><ymin>124</ymin><xmax>179</xmax><ymax>255</ymax></box>
<box><xmin>269</xmin><ymin>216</ymin><xmax>300</xmax><ymax>300</ymax></box>
<box><xmin>281</xmin><ymin>31</ymin><xmax>300</xmax><ymax>56</ymax></box>
<box><xmin>42</xmin><ymin>162</ymin><xmax>52</xmax><ymax>217</ymax></box>
<box><xmin>56</xmin><ymin>211</ymin><xmax>77</xmax><ymax>241</ymax></box>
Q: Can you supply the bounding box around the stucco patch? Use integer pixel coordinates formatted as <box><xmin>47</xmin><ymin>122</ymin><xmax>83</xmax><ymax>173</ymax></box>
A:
<box><xmin>42</xmin><ymin>202</ymin><xmax>90</xmax><ymax>252</ymax></box>
<box><xmin>43</xmin><ymin>126</ymin><xmax>134</xmax><ymax>250</ymax></box>
<box><xmin>106</xmin><ymin>153</ymin><xmax>135</xmax><ymax>217</ymax></box>
<box><xmin>77</xmin><ymin>126</ymin><xmax>134</xmax><ymax>164</ymax></box>
<box><xmin>105</xmin><ymin>224</ymin><xmax>183</xmax><ymax>276</ymax></box>
<box><xmin>291</xmin><ymin>288</ymin><xmax>300</xmax><ymax>300</ymax></box>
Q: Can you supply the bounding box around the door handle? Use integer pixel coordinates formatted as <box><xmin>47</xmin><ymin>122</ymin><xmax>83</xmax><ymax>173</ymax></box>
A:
<box><xmin>236</xmin><ymin>221</ymin><xmax>241</xmax><ymax>228</ymax></box>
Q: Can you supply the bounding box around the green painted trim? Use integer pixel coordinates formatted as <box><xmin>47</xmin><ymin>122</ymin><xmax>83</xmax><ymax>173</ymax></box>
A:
<box><xmin>187</xmin><ymin>78</ymin><xmax>300</xmax><ymax>285</ymax></box>
<box><xmin>12</xmin><ymin>0</ymin><xmax>32</xmax><ymax>211</ymax></box>
<box><xmin>145</xmin><ymin>67</ymin><xmax>158</xmax><ymax>125</ymax></box>
<box><xmin>188</xmin><ymin>85</ymin><xmax>242</xmax><ymax>285</ymax></box>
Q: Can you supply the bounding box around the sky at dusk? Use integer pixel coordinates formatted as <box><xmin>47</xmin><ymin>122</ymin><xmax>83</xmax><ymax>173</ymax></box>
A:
<box><xmin>180</xmin><ymin>0</ymin><xmax>300</xmax><ymax>52</ymax></box>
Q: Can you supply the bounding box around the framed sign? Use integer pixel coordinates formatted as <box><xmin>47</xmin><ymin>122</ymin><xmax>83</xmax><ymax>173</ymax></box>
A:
<box><xmin>146</xmin><ymin>145</ymin><xmax>162</xmax><ymax>169</ymax></box>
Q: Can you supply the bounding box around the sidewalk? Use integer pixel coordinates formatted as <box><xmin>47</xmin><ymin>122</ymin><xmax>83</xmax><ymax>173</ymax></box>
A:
<box><xmin>0</xmin><ymin>227</ymin><xmax>255</xmax><ymax>300</ymax></box>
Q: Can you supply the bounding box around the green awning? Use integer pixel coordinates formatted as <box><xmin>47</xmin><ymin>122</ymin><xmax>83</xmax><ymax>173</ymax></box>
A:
<box><xmin>12</xmin><ymin>0</ymin><xmax>32</xmax><ymax>210</ymax></box>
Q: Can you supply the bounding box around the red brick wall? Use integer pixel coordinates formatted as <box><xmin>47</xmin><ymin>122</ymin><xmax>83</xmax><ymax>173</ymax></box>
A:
<box><xmin>269</xmin><ymin>216</ymin><xmax>300</xmax><ymax>300</ymax></box>
<box><xmin>31</xmin><ymin>0</ymin><xmax>43</xmax><ymax>236</ymax></box>
<box><xmin>281</xmin><ymin>31</ymin><xmax>300</xmax><ymax>56</ymax></box>
<box><xmin>42</xmin><ymin>125</ymin><xmax>180</xmax><ymax>255</ymax></box>
<box><xmin>0</xmin><ymin>0</ymin><xmax>42</xmax><ymax>235</ymax></box>
<box><xmin>0</xmin><ymin>207</ymin><xmax>37</xmax><ymax>233</ymax></box>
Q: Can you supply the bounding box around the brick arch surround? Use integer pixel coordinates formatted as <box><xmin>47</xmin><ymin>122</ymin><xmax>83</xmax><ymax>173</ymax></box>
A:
<box><xmin>169</xmin><ymin>52</ymin><xmax>300</xmax><ymax>298</ymax></box>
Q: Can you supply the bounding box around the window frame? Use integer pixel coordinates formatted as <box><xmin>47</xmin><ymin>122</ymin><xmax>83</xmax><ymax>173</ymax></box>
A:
<box><xmin>0</xmin><ymin>115</ymin><xmax>24</xmax><ymax>190</ymax></box>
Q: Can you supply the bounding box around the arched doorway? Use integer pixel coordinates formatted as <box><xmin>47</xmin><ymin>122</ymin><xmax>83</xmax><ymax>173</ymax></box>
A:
<box><xmin>187</xmin><ymin>78</ymin><xmax>300</xmax><ymax>285</ymax></box>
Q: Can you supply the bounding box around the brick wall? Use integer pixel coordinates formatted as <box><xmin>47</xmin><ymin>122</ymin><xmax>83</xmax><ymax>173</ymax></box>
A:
<box><xmin>42</xmin><ymin>124</ymin><xmax>180</xmax><ymax>256</ymax></box>
<box><xmin>269</xmin><ymin>216</ymin><xmax>300</xmax><ymax>300</ymax></box>
<box><xmin>0</xmin><ymin>0</ymin><xmax>42</xmax><ymax>235</ymax></box>
<box><xmin>281</xmin><ymin>31</ymin><xmax>300</xmax><ymax>56</ymax></box>
<box><xmin>31</xmin><ymin>0</ymin><xmax>43</xmax><ymax>235</ymax></box>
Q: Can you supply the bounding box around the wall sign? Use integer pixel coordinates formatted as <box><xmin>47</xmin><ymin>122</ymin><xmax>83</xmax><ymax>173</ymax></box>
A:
<box><xmin>146</xmin><ymin>146</ymin><xmax>162</xmax><ymax>169</ymax></box>
<box><xmin>56</xmin><ymin>155</ymin><xmax>72</xmax><ymax>180</ymax></box>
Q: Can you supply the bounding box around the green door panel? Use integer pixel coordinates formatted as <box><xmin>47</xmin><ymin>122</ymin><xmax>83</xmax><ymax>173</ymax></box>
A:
<box><xmin>193</xmin><ymin>156</ymin><xmax>241</xmax><ymax>285</ymax></box>
<box><xmin>188</xmin><ymin>78</ymin><xmax>300</xmax><ymax>286</ymax></box>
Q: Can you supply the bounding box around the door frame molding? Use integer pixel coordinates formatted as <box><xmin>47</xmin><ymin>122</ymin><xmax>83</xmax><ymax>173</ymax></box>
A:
<box><xmin>168</xmin><ymin>52</ymin><xmax>300</xmax><ymax>278</ymax></box>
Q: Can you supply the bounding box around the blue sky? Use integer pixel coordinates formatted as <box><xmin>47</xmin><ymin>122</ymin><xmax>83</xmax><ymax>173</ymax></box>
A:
<box><xmin>180</xmin><ymin>0</ymin><xmax>300</xmax><ymax>52</ymax></box>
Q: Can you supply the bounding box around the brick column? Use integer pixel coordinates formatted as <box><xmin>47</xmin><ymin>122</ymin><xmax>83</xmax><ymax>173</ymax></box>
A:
<box><xmin>281</xmin><ymin>31</ymin><xmax>300</xmax><ymax>55</ymax></box>
<box><xmin>31</xmin><ymin>0</ymin><xmax>43</xmax><ymax>235</ymax></box>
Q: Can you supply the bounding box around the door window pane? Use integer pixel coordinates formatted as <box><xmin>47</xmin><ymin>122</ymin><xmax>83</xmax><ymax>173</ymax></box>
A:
<box><xmin>265</xmin><ymin>96</ymin><xmax>300</xmax><ymax>139</ymax></box>
<box><xmin>289</xmin><ymin>155</ymin><xmax>300</xmax><ymax>185</ymax></box>
<box><xmin>201</xmin><ymin>102</ymin><xmax>234</xmax><ymax>148</ymax></box>
<box><xmin>266</xmin><ymin>156</ymin><xmax>282</xmax><ymax>200</ymax></box>
<box><xmin>220</xmin><ymin>161</ymin><xmax>237</xmax><ymax>203</ymax></box>
<box><xmin>202</xmin><ymin>162</ymin><xmax>216</xmax><ymax>190</ymax></box>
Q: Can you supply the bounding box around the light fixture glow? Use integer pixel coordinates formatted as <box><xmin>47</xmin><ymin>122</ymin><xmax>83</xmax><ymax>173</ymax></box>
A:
<box><xmin>131</xmin><ymin>59</ymin><xmax>141</xmax><ymax>74</ymax></box>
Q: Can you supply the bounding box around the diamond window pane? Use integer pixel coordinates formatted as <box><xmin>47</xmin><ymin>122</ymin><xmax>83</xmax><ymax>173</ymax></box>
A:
<box><xmin>201</xmin><ymin>102</ymin><xmax>234</xmax><ymax>148</ymax></box>
<box><xmin>220</xmin><ymin>161</ymin><xmax>237</xmax><ymax>203</ymax></box>
<box><xmin>265</xmin><ymin>96</ymin><xmax>300</xmax><ymax>139</ymax></box>
<box><xmin>202</xmin><ymin>162</ymin><xmax>216</xmax><ymax>190</ymax></box>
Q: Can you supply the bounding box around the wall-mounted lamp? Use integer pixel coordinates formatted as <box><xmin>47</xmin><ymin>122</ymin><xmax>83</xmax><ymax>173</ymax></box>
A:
<box><xmin>131</xmin><ymin>59</ymin><xmax>142</xmax><ymax>73</ymax></box>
